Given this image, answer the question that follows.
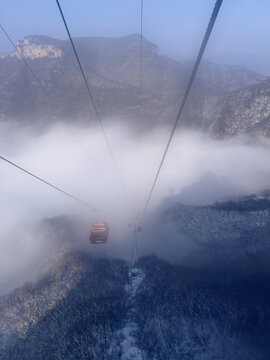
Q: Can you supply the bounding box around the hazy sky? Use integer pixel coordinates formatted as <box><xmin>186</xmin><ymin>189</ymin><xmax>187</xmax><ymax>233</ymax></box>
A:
<box><xmin>1</xmin><ymin>0</ymin><xmax>270</xmax><ymax>62</ymax></box>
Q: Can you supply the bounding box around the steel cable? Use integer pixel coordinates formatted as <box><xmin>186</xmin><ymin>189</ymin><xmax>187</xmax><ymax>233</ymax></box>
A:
<box><xmin>0</xmin><ymin>155</ymin><xmax>113</xmax><ymax>217</ymax></box>
<box><xmin>56</xmin><ymin>0</ymin><xmax>131</xmax><ymax>208</ymax></box>
<box><xmin>142</xmin><ymin>0</ymin><xmax>223</xmax><ymax>214</ymax></box>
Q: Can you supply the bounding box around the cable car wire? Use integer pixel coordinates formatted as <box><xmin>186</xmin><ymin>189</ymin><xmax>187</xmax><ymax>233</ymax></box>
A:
<box><xmin>0</xmin><ymin>17</ymin><xmax>127</xmax><ymax>219</ymax></box>
<box><xmin>142</xmin><ymin>0</ymin><xmax>223</xmax><ymax>215</ymax></box>
<box><xmin>131</xmin><ymin>0</ymin><xmax>144</xmax><ymax>266</ymax></box>
<box><xmin>0</xmin><ymin>154</ymin><xmax>113</xmax><ymax>216</ymax></box>
<box><xmin>139</xmin><ymin>0</ymin><xmax>143</xmax><ymax>101</ymax></box>
<box><xmin>130</xmin><ymin>220</ymin><xmax>139</xmax><ymax>267</ymax></box>
<box><xmin>135</xmin><ymin>0</ymin><xmax>144</xmax><ymax>261</ymax></box>
<box><xmin>55</xmin><ymin>0</ymin><xmax>130</xmax><ymax>208</ymax></box>
<box><xmin>0</xmin><ymin>24</ymin><xmax>51</xmax><ymax>101</ymax></box>
<box><xmin>0</xmin><ymin>24</ymin><xmax>117</xmax><ymax>185</ymax></box>
<box><xmin>0</xmin><ymin>24</ymin><xmax>110</xmax><ymax>192</ymax></box>
<box><xmin>137</xmin><ymin>0</ymin><xmax>143</xmax><ymax>207</ymax></box>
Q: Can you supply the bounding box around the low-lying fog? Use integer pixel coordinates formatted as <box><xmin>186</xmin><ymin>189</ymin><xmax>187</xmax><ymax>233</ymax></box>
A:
<box><xmin>1</xmin><ymin>121</ymin><xmax>270</xmax><ymax>294</ymax></box>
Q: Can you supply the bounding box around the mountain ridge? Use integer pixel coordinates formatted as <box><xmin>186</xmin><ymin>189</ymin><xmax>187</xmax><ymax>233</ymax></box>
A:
<box><xmin>1</xmin><ymin>34</ymin><xmax>269</xmax><ymax>136</ymax></box>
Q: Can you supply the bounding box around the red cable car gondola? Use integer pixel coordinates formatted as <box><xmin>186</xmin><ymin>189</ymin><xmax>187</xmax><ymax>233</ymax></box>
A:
<box><xmin>89</xmin><ymin>222</ymin><xmax>109</xmax><ymax>244</ymax></box>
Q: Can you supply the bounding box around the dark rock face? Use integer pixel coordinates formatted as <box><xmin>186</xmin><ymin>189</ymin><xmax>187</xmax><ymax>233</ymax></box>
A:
<box><xmin>0</xmin><ymin>34</ymin><xmax>269</xmax><ymax>136</ymax></box>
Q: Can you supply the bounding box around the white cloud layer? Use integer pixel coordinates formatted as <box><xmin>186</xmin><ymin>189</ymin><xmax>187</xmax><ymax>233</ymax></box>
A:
<box><xmin>1</xmin><ymin>122</ymin><xmax>270</xmax><ymax>293</ymax></box>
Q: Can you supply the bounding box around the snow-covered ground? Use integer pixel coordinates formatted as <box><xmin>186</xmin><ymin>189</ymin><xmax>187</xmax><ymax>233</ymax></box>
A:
<box><xmin>109</xmin><ymin>267</ymin><xmax>145</xmax><ymax>359</ymax></box>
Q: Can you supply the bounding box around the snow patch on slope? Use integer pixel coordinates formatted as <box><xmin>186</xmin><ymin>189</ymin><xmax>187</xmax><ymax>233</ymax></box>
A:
<box><xmin>110</xmin><ymin>267</ymin><xmax>145</xmax><ymax>359</ymax></box>
<box><xmin>125</xmin><ymin>268</ymin><xmax>144</xmax><ymax>298</ymax></box>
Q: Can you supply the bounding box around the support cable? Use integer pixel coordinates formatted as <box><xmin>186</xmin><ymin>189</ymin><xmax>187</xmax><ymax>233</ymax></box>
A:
<box><xmin>139</xmin><ymin>0</ymin><xmax>144</xmax><ymax>101</ymax></box>
<box><xmin>0</xmin><ymin>24</ymin><xmax>113</xmax><ymax>186</ymax></box>
<box><xmin>130</xmin><ymin>0</ymin><xmax>144</xmax><ymax>267</ymax></box>
<box><xmin>56</xmin><ymin>0</ymin><xmax>130</xmax><ymax>208</ymax></box>
<box><xmin>135</xmin><ymin>0</ymin><xmax>144</xmax><ymax>220</ymax></box>
<box><xmin>0</xmin><ymin>155</ymin><xmax>113</xmax><ymax>217</ymax></box>
<box><xmin>142</xmin><ymin>0</ymin><xmax>223</xmax><ymax>214</ymax></box>
<box><xmin>130</xmin><ymin>220</ymin><xmax>139</xmax><ymax>267</ymax></box>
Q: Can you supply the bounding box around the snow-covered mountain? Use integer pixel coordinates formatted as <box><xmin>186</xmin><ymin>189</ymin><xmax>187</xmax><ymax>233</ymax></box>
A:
<box><xmin>1</xmin><ymin>194</ymin><xmax>270</xmax><ymax>359</ymax></box>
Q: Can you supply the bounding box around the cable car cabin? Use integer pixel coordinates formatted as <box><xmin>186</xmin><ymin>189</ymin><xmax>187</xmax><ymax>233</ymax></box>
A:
<box><xmin>89</xmin><ymin>222</ymin><xmax>109</xmax><ymax>244</ymax></box>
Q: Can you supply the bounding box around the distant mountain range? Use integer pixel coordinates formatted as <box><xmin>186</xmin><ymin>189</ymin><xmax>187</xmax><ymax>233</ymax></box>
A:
<box><xmin>0</xmin><ymin>34</ymin><xmax>270</xmax><ymax>136</ymax></box>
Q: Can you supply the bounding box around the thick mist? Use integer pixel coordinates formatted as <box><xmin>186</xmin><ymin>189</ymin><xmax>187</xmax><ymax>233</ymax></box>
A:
<box><xmin>1</xmin><ymin>121</ymin><xmax>270</xmax><ymax>294</ymax></box>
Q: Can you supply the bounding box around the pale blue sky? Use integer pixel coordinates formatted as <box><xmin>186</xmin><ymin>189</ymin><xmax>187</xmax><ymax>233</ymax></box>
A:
<box><xmin>1</xmin><ymin>1</ymin><xmax>270</xmax><ymax>71</ymax></box>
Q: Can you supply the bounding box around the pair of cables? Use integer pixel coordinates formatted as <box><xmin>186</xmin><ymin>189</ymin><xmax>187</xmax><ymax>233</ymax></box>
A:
<box><xmin>0</xmin><ymin>0</ymin><xmax>223</xmax><ymax>238</ymax></box>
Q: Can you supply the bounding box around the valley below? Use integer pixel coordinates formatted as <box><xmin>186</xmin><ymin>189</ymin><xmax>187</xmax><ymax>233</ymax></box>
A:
<box><xmin>1</xmin><ymin>195</ymin><xmax>270</xmax><ymax>359</ymax></box>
